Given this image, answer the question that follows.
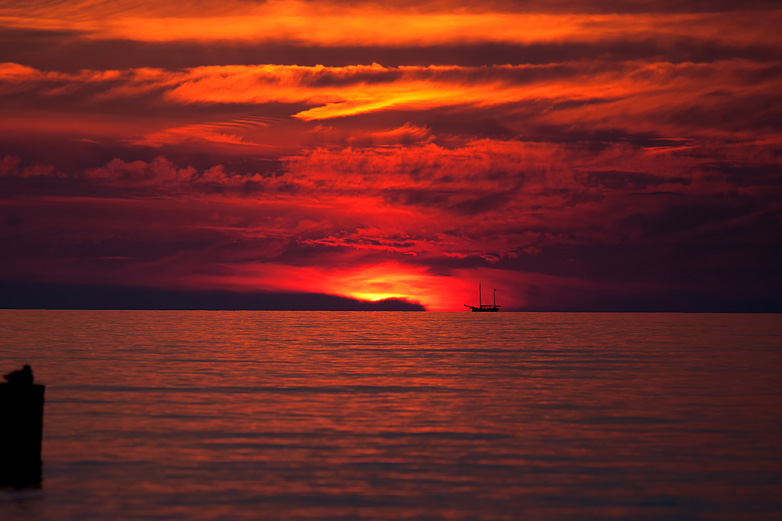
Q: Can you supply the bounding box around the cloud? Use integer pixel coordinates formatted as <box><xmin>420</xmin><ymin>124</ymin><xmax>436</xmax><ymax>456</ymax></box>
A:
<box><xmin>1</xmin><ymin>1</ymin><xmax>780</xmax><ymax>311</ymax></box>
<box><xmin>3</xmin><ymin>60</ymin><xmax>780</xmax><ymax>142</ymax></box>
<box><xmin>0</xmin><ymin>154</ymin><xmax>20</xmax><ymax>175</ymax></box>
<box><xmin>2</xmin><ymin>141</ymin><xmax>779</xmax><ymax>310</ymax></box>
<box><xmin>130</xmin><ymin>118</ymin><xmax>269</xmax><ymax>148</ymax></box>
<box><xmin>3</xmin><ymin>1</ymin><xmax>781</xmax><ymax>49</ymax></box>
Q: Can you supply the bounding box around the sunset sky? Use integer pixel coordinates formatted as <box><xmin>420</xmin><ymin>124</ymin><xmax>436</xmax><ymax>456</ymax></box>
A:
<box><xmin>1</xmin><ymin>0</ymin><xmax>780</xmax><ymax>311</ymax></box>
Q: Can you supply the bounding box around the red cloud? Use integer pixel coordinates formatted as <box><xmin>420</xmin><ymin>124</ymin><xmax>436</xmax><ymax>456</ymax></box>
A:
<box><xmin>0</xmin><ymin>1</ymin><xmax>780</xmax><ymax>311</ymax></box>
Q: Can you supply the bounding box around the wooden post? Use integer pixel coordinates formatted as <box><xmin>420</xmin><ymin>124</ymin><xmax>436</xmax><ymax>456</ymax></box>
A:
<box><xmin>0</xmin><ymin>383</ymin><xmax>45</xmax><ymax>486</ymax></box>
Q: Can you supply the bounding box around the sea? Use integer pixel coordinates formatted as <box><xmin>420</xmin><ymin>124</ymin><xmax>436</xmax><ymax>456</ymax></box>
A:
<box><xmin>1</xmin><ymin>310</ymin><xmax>781</xmax><ymax>521</ymax></box>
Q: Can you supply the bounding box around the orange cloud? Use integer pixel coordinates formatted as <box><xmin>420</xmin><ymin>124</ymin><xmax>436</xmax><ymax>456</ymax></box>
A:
<box><xmin>156</xmin><ymin>62</ymin><xmax>637</xmax><ymax>119</ymax></box>
<box><xmin>2</xmin><ymin>2</ymin><xmax>780</xmax><ymax>313</ymax></box>
<box><xmin>130</xmin><ymin>118</ymin><xmax>269</xmax><ymax>147</ymax></box>
<box><xmin>5</xmin><ymin>61</ymin><xmax>779</xmax><ymax>136</ymax></box>
<box><xmin>182</xmin><ymin>258</ymin><xmax>608</xmax><ymax>311</ymax></box>
<box><xmin>2</xmin><ymin>1</ymin><xmax>780</xmax><ymax>48</ymax></box>
<box><xmin>186</xmin><ymin>260</ymin><xmax>491</xmax><ymax>311</ymax></box>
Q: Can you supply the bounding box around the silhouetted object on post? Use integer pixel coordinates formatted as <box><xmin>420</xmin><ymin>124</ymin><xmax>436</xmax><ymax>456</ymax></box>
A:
<box><xmin>4</xmin><ymin>364</ymin><xmax>34</xmax><ymax>385</ymax></box>
<box><xmin>464</xmin><ymin>281</ymin><xmax>501</xmax><ymax>312</ymax></box>
<box><xmin>1</xmin><ymin>365</ymin><xmax>44</xmax><ymax>487</ymax></box>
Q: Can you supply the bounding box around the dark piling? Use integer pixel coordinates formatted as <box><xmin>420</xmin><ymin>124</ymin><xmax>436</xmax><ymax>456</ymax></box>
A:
<box><xmin>0</xmin><ymin>383</ymin><xmax>45</xmax><ymax>486</ymax></box>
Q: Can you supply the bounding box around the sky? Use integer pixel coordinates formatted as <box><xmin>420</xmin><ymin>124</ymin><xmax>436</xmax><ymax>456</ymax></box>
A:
<box><xmin>1</xmin><ymin>0</ymin><xmax>780</xmax><ymax>311</ymax></box>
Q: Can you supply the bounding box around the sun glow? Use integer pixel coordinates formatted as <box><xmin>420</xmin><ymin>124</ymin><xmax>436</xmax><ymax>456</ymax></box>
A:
<box><xmin>350</xmin><ymin>291</ymin><xmax>405</xmax><ymax>302</ymax></box>
<box><xmin>1</xmin><ymin>0</ymin><xmax>779</xmax><ymax>313</ymax></box>
<box><xmin>323</xmin><ymin>263</ymin><xmax>431</xmax><ymax>308</ymax></box>
<box><xmin>195</xmin><ymin>262</ymin><xmax>473</xmax><ymax>311</ymax></box>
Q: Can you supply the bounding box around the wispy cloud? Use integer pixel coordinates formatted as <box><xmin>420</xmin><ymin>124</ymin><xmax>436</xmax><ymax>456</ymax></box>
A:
<box><xmin>3</xmin><ymin>1</ymin><xmax>781</xmax><ymax>47</ymax></box>
<box><xmin>1</xmin><ymin>0</ymin><xmax>780</xmax><ymax>310</ymax></box>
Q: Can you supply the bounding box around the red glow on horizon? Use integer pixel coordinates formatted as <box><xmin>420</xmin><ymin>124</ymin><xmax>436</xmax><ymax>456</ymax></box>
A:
<box><xmin>0</xmin><ymin>1</ymin><xmax>779</xmax><ymax>312</ymax></box>
<box><xmin>193</xmin><ymin>263</ymin><xmax>465</xmax><ymax>311</ymax></box>
<box><xmin>182</xmin><ymin>262</ymin><xmax>549</xmax><ymax>311</ymax></box>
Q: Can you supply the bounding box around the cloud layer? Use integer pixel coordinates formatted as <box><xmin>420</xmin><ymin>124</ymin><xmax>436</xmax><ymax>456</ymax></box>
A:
<box><xmin>1</xmin><ymin>0</ymin><xmax>780</xmax><ymax>310</ymax></box>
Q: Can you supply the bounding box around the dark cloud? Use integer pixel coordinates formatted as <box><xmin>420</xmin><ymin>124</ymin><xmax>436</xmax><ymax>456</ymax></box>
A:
<box><xmin>3</xmin><ymin>32</ymin><xmax>779</xmax><ymax>72</ymax></box>
<box><xmin>582</xmin><ymin>170</ymin><xmax>691</xmax><ymax>190</ymax></box>
<box><xmin>451</xmin><ymin>190</ymin><xmax>518</xmax><ymax>215</ymax></box>
<box><xmin>382</xmin><ymin>188</ymin><xmax>454</xmax><ymax>208</ymax></box>
<box><xmin>620</xmin><ymin>199</ymin><xmax>758</xmax><ymax>237</ymax></box>
<box><xmin>0</xmin><ymin>281</ymin><xmax>425</xmax><ymax>310</ymax></box>
<box><xmin>648</xmin><ymin>92</ymin><xmax>782</xmax><ymax>134</ymax></box>
<box><xmin>438</xmin><ymin>1</ymin><xmax>782</xmax><ymax>14</ymax></box>
<box><xmin>523</xmin><ymin>124</ymin><xmax>692</xmax><ymax>148</ymax></box>
<box><xmin>702</xmin><ymin>163</ymin><xmax>782</xmax><ymax>187</ymax></box>
<box><xmin>1</xmin><ymin>1</ymin><xmax>780</xmax><ymax>311</ymax></box>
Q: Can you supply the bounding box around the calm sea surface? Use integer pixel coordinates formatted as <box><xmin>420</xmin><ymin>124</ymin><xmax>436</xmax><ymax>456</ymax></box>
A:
<box><xmin>1</xmin><ymin>311</ymin><xmax>781</xmax><ymax>520</ymax></box>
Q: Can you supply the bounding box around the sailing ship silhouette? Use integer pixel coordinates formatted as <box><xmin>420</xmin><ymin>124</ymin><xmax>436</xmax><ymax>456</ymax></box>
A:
<box><xmin>464</xmin><ymin>281</ymin><xmax>500</xmax><ymax>312</ymax></box>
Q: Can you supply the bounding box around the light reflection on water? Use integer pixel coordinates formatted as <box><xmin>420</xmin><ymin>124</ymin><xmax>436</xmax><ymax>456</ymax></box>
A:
<box><xmin>1</xmin><ymin>311</ymin><xmax>781</xmax><ymax>520</ymax></box>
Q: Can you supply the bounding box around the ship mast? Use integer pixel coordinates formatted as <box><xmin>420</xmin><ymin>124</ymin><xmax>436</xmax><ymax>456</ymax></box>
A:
<box><xmin>464</xmin><ymin>281</ymin><xmax>500</xmax><ymax>311</ymax></box>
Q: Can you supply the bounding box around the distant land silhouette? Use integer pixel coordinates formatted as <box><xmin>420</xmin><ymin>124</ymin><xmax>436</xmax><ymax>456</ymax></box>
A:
<box><xmin>0</xmin><ymin>282</ymin><xmax>425</xmax><ymax>311</ymax></box>
<box><xmin>1</xmin><ymin>281</ymin><xmax>779</xmax><ymax>312</ymax></box>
